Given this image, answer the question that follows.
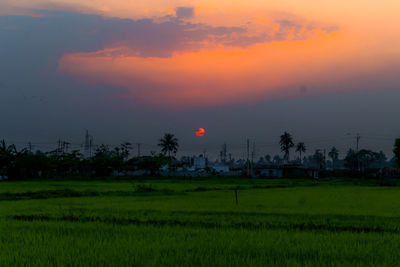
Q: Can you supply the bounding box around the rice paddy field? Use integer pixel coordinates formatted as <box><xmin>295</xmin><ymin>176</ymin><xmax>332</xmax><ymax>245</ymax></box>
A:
<box><xmin>1</xmin><ymin>177</ymin><xmax>400</xmax><ymax>266</ymax></box>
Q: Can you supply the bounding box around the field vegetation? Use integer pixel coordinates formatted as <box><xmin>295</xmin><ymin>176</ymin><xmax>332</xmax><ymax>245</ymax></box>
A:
<box><xmin>1</xmin><ymin>178</ymin><xmax>400</xmax><ymax>266</ymax></box>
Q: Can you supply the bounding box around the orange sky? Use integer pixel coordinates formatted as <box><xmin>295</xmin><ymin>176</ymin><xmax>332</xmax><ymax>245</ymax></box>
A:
<box><xmin>3</xmin><ymin>0</ymin><xmax>400</xmax><ymax>108</ymax></box>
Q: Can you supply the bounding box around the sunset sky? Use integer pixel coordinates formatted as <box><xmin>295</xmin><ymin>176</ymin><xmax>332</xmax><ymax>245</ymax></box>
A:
<box><xmin>1</xmin><ymin>0</ymin><xmax>399</xmax><ymax>158</ymax></box>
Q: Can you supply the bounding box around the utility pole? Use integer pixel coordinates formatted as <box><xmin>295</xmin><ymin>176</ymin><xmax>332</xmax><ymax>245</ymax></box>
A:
<box><xmin>28</xmin><ymin>142</ymin><xmax>32</xmax><ymax>153</ymax></box>
<box><xmin>247</xmin><ymin>139</ymin><xmax>251</xmax><ymax>177</ymax></box>
<box><xmin>89</xmin><ymin>138</ymin><xmax>93</xmax><ymax>157</ymax></box>
<box><xmin>252</xmin><ymin>141</ymin><xmax>256</xmax><ymax>165</ymax></box>
<box><xmin>63</xmin><ymin>141</ymin><xmax>70</xmax><ymax>153</ymax></box>
<box><xmin>346</xmin><ymin>132</ymin><xmax>362</xmax><ymax>172</ymax></box>
<box><xmin>57</xmin><ymin>139</ymin><xmax>61</xmax><ymax>155</ymax></box>
<box><xmin>84</xmin><ymin>130</ymin><xmax>89</xmax><ymax>156</ymax></box>
<box><xmin>84</xmin><ymin>130</ymin><xmax>94</xmax><ymax>157</ymax></box>
<box><xmin>137</xmin><ymin>143</ymin><xmax>141</xmax><ymax>157</ymax></box>
<box><xmin>220</xmin><ymin>143</ymin><xmax>227</xmax><ymax>163</ymax></box>
<box><xmin>247</xmin><ymin>139</ymin><xmax>250</xmax><ymax>161</ymax></box>
<box><xmin>356</xmin><ymin>133</ymin><xmax>361</xmax><ymax>172</ymax></box>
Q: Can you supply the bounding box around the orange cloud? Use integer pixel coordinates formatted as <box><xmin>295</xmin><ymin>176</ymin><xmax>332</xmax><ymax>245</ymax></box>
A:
<box><xmin>58</xmin><ymin>30</ymin><xmax>365</xmax><ymax>108</ymax></box>
<box><xmin>4</xmin><ymin>0</ymin><xmax>400</xmax><ymax>109</ymax></box>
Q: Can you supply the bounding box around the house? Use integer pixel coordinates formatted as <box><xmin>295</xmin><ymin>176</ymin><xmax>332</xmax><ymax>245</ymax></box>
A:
<box><xmin>255</xmin><ymin>168</ymin><xmax>284</xmax><ymax>178</ymax></box>
<box><xmin>253</xmin><ymin>165</ymin><xmax>318</xmax><ymax>178</ymax></box>
<box><xmin>210</xmin><ymin>163</ymin><xmax>230</xmax><ymax>173</ymax></box>
<box><xmin>193</xmin><ymin>156</ymin><xmax>207</xmax><ymax>169</ymax></box>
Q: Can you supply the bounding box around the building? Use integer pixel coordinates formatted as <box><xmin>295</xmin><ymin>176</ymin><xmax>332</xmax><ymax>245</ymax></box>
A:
<box><xmin>253</xmin><ymin>165</ymin><xmax>318</xmax><ymax>178</ymax></box>
<box><xmin>210</xmin><ymin>163</ymin><xmax>230</xmax><ymax>173</ymax></box>
<box><xmin>193</xmin><ymin>156</ymin><xmax>207</xmax><ymax>169</ymax></box>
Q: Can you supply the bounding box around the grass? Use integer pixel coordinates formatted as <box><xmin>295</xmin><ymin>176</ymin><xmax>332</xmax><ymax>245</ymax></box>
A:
<box><xmin>1</xmin><ymin>177</ymin><xmax>400</xmax><ymax>266</ymax></box>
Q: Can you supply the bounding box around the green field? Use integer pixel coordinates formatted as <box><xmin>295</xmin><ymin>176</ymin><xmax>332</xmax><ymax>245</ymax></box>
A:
<box><xmin>1</xmin><ymin>178</ymin><xmax>400</xmax><ymax>266</ymax></box>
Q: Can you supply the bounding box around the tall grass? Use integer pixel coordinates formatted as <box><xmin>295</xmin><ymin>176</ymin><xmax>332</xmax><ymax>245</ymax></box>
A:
<box><xmin>1</xmin><ymin>178</ymin><xmax>400</xmax><ymax>266</ymax></box>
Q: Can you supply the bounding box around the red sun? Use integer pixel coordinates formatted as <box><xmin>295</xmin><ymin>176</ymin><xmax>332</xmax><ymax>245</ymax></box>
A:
<box><xmin>196</xmin><ymin>128</ymin><xmax>205</xmax><ymax>136</ymax></box>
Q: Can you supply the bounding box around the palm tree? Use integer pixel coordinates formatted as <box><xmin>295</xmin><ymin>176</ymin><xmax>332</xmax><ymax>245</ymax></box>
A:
<box><xmin>279</xmin><ymin>132</ymin><xmax>294</xmax><ymax>162</ymax></box>
<box><xmin>158</xmin><ymin>133</ymin><xmax>179</xmax><ymax>158</ymax></box>
<box><xmin>295</xmin><ymin>142</ymin><xmax>306</xmax><ymax>163</ymax></box>
<box><xmin>328</xmin><ymin>147</ymin><xmax>339</xmax><ymax>170</ymax></box>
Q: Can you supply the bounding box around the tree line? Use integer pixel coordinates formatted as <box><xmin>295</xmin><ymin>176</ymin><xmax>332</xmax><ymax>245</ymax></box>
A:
<box><xmin>278</xmin><ymin>132</ymin><xmax>399</xmax><ymax>173</ymax></box>
<box><xmin>0</xmin><ymin>134</ymin><xmax>178</xmax><ymax>179</ymax></box>
<box><xmin>0</xmin><ymin>132</ymin><xmax>399</xmax><ymax>179</ymax></box>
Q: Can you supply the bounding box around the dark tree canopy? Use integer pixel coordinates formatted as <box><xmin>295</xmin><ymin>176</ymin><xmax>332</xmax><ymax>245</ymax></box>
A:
<box><xmin>394</xmin><ymin>138</ymin><xmax>400</xmax><ymax>167</ymax></box>
<box><xmin>158</xmin><ymin>133</ymin><xmax>179</xmax><ymax>158</ymax></box>
<box><xmin>280</xmin><ymin>132</ymin><xmax>294</xmax><ymax>162</ymax></box>
<box><xmin>295</xmin><ymin>142</ymin><xmax>306</xmax><ymax>162</ymax></box>
<box><xmin>328</xmin><ymin>147</ymin><xmax>339</xmax><ymax>169</ymax></box>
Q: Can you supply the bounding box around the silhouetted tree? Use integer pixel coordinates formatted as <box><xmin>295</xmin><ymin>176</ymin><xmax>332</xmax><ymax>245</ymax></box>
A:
<box><xmin>13</xmin><ymin>150</ymin><xmax>49</xmax><ymax>178</ymax></box>
<box><xmin>328</xmin><ymin>147</ymin><xmax>339</xmax><ymax>170</ymax></box>
<box><xmin>158</xmin><ymin>133</ymin><xmax>179</xmax><ymax>158</ymax></box>
<box><xmin>137</xmin><ymin>155</ymin><xmax>170</xmax><ymax>176</ymax></box>
<box><xmin>345</xmin><ymin>149</ymin><xmax>380</xmax><ymax>174</ymax></box>
<box><xmin>376</xmin><ymin>151</ymin><xmax>387</xmax><ymax>169</ymax></box>
<box><xmin>273</xmin><ymin>155</ymin><xmax>282</xmax><ymax>165</ymax></box>
<box><xmin>0</xmin><ymin>140</ymin><xmax>16</xmax><ymax>177</ymax></box>
<box><xmin>116</xmin><ymin>142</ymin><xmax>133</xmax><ymax>160</ymax></box>
<box><xmin>295</xmin><ymin>142</ymin><xmax>306</xmax><ymax>163</ymax></box>
<box><xmin>394</xmin><ymin>138</ymin><xmax>400</xmax><ymax>167</ymax></box>
<box><xmin>357</xmin><ymin>150</ymin><xmax>380</xmax><ymax>173</ymax></box>
<box><xmin>344</xmin><ymin>149</ymin><xmax>358</xmax><ymax>171</ymax></box>
<box><xmin>265</xmin><ymin>154</ymin><xmax>271</xmax><ymax>164</ymax></box>
<box><xmin>90</xmin><ymin>144</ymin><xmax>123</xmax><ymax>176</ymax></box>
<box><xmin>280</xmin><ymin>132</ymin><xmax>294</xmax><ymax>162</ymax></box>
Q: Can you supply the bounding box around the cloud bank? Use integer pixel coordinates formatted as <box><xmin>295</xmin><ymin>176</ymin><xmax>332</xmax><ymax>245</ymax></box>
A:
<box><xmin>2</xmin><ymin>6</ymin><xmax>398</xmax><ymax>110</ymax></box>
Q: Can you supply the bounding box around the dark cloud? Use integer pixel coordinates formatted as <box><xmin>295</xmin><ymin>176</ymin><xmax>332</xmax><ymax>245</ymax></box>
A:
<box><xmin>175</xmin><ymin>7</ymin><xmax>195</xmax><ymax>19</ymax></box>
<box><xmin>102</xmin><ymin>18</ymin><xmax>247</xmax><ymax>57</ymax></box>
<box><xmin>0</xmin><ymin>10</ymin><xmax>337</xmax><ymax>61</ymax></box>
<box><xmin>0</xmin><ymin>10</ymin><xmax>246</xmax><ymax>58</ymax></box>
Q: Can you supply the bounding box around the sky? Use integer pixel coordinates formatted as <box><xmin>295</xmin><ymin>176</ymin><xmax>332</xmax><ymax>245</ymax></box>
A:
<box><xmin>0</xmin><ymin>0</ymin><xmax>400</xmax><ymax>159</ymax></box>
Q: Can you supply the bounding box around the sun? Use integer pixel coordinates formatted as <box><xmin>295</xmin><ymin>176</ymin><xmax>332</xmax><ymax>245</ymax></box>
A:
<box><xmin>196</xmin><ymin>128</ymin><xmax>205</xmax><ymax>136</ymax></box>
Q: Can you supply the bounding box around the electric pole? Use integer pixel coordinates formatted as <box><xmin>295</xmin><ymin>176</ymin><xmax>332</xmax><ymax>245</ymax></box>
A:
<box><xmin>247</xmin><ymin>139</ymin><xmax>250</xmax><ymax>161</ymax></box>
<box><xmin>89</xmin><ymin>138</ymin><xmax>93</xmax><ymax>157</ymax></box>
<box><xmin>84</xmin><ymin>130</ymin><xmax>94</xmax><ymax>158</ymax></box>
<box><xmin>57</xmin><ymin>139</ymin><xmax>61</xmax><ymax>155</ymax></box>
<box><xmin>252</xmin><ymin>141</ymin><xmax>256</xmax><ymax>165</ymax></box>
<box><xmin>137</xmin><ymin>143</ymin><xmax>141</xmax><ymax>157</ymax></box>
<box><xmin>220</xmin><ymin>143</ymin><xmax>227</xmax><ymax>163</ymax></box>
<box><xmin>247</xmin><ymin>139</ymin><xmax>251</xmax><ymax>177</ymax></box>
<box><xmin>356</xmin><ymin>133</ymin><xmax>360</xmax><ymax>152</ymax></box>
<box><xmin>356</xmin><ymin>133</ymin><xmax>361</xmax><ymax>172</ymax></box>
<box><xmin>63</xmin><ymin>141</ymin><xmax>70</xmax><ymax>153</ymax></box>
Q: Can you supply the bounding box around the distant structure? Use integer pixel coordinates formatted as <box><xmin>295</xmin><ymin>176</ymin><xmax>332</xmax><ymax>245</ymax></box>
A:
<box><xmin>220</xmin><ymin>143</ymin><xmax>227</xmax><ymax>163</ymax></box>
<box><xmin>84</xmin><ymin>130</ymin><xmax>94</xmax><ymax>157</ymax></box>
<box><xmin>57</xmin><ymin>139</ymin><xmax>70</xmax><ymax>154</ymax></box>
<box><xmin>193</xmin><ymin>156</ymin><xmax>207</xmax><ymax>169</ymax></box>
